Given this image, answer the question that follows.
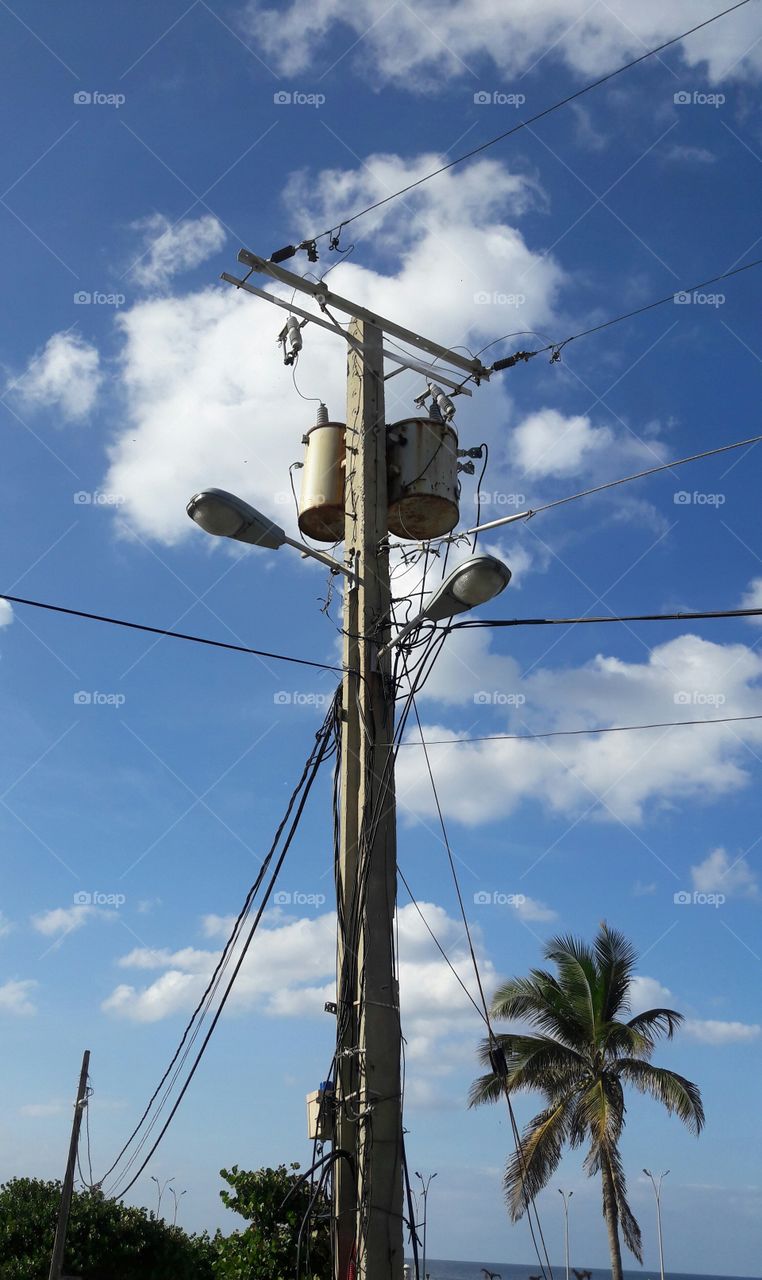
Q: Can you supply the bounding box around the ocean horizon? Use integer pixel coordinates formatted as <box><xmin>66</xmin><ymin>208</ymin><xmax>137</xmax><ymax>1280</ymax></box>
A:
<box><xmin>406</xmin><ymin>1261</ymin><xmax>761</xmax><ymax>1280</ymax></box>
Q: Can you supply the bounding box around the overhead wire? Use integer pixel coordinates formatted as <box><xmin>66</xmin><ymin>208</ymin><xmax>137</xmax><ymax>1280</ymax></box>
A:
<box><xmin>101</xmin><ymin>695</ymin><xmax>340</xmax><ymax>1198</ymax></box>
<box><xmin>457</xmin><ymin>431</ymin><xmax>762</xmax><ymax>537</ymax></box>
<box><xmin>486</xmin><ymin>254</ymin><xmax>762</xmax><ymax>374</ymax></box>
<box><xmin>400</xmin><ymin>667</ymin><xmax>554</xmax><ymax>1280</ymax></box>
<box><xmin>0</xmin><ymin>592</ymin><xmax>345</xmax><ymax>673</ymax></box>
<box><xmin>396</xmin><ymin>711</ymin><xmax>762</xmax><ymax>749</ymax></box>
<box><xmin>454</xmin><ymin>607</ymin><xmax>762</xmax><ymax>629</ymax></box>
<box><xmin>299</xmin><ymin>0</ymin><xmax>753</xmax><ymax>251</ymax></box>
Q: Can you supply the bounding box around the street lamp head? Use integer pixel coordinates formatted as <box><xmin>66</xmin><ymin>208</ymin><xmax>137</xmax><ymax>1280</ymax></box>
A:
<box><xmin>186</xmin><ymin>488</ymin><xmax>287</xmax><ymax>551</ymax></box>
<box><xmin>423</xmin><ymin>555</ymin><xmax>512</xmax><ymax>623</ymax></box>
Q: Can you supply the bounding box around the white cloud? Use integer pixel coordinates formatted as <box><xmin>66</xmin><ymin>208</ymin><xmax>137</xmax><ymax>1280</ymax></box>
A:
<box><xmin>10</xmin><ymin>332</ymin><xmax>102</xmax><ymax>421</ymax></box>
<box><xmin>100</xmin><ymin>153</ymin><xmax>565</xmax><ymax>546</ymax></box>
<box><xmin>683</xmin><ymin>1019</ymin><xmax>761</xmax><ymax>1045</ymax></box>
<box><xmin>397</xmin><ymin>631</ymin><xmax>762</xmax><ymax>825</ymax></box>
<box><xmin>514</xmin><ymin>895</ymin><xmax>557</xmax><ymax>922</ymax></box>
<box><xmin>0</xmin><ymin>911</ymin><xmax>13</xmax><ymax>937</ymax></box>
<box><xmin>633</xmin><ymin>880</ymin><xmax>657</xmax><ymax>896</ymax></box>
<box><xmin>105</xmin><ymin>902</ymin><xmax>495</xmax><ymax>1074</ymax></box>
<box><xmin>663</xmin><ymin>144</ymin><xmax>716</xmax><ymax>165</ymax></box>
<box><xmin>0</xmin><ymin>978</ymin><xmax>37</xmax><ymax>1016</ymax></box>
<box><xmin>0</xmin><ymin>601</ymin><xmax>13</xmax><ymax>629</ymax></box>
<box><xmin>32</xmin><ymin>904</ymin><xmax>120</xmax><ymax>936</ymax></box>
<box><xmin>128</xmin><ymin>214</ymin><xmax>226</xmax><ymax>290</ymax></box>
<box><xmin>32</xmin><ymin>905</ymin><xmax>95</xmax><ymax>936</ymax></box>
<box><xmin>241</xmin><ymin>0</ymin><xmax>762</xmax><ymax>86</ymax></box>
<box><xmin>740</xmin><ymin>576</ymin><xmax>762</xmax><ymax>624</ymax></box>
<box><xmin>20</xmin><ymin>1102</ymin><xmax>66</xmax><ymax>1118</ymax></box>
<box><xmin>511</xmin><ymin>407</ymin><xmax>662</xmax><ymax>480</ymax></box>
<box><xmin>627</xmin><ymin>975</ymin><xmax>673</xmax><ymax>1015</ymax></box>
<box><xmin>691</xmin><ymin>848</ymin><xmax>759</xmax><ymax>899</ymax></box>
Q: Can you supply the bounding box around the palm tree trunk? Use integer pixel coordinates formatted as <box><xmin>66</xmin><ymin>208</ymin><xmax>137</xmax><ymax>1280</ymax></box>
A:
<box><xmin>601</xmin><ymin>1153</ymin><xmax>624</xmax><ymax>1280</ymax></box>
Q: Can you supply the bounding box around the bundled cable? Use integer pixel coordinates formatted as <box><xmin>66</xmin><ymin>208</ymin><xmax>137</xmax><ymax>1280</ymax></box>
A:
<box><xmin>101</xmin><ymin>691</ymin><xmax>341</xmax><ymax>1199</ymax></box>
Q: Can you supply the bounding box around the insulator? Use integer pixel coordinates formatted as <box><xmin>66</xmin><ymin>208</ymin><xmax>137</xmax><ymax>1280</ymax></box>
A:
<box><xmin>429</xmin><ymin>383</ymin><xmax>455</xmax><ymax>422</ymax></box>
<box><xmin>286</xmin><ymin>315</ymin><xmax>303</xmax><ymax>357</ymax></box>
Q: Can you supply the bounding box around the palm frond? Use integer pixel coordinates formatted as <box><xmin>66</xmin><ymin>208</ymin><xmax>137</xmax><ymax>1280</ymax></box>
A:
<box><xmin>470</xmin><ymin>1035</ymin><xmax>585</xmax><ymax>1107</ymax></box>
<box><xmin>601</xmin><ymin>1141</ymin><xmax>643</xmax><ymax>1263</ymax></box>
<box><xmin>598</xmin><ymin>1020</ymin><xmax>654</xmax><ymax>1060</ymax></box>
<box><xmin>503</xmin><ymin>1098</ymin><xmax>575</xmax><ymax>1221</ymax></box>
<box><xmin>625</xmin><ymin>1008</ymin><xmax>683</xmax><ymax>1043</ymax></box>
<box><xmin>542</xmin><ymin>937</ymin><xmax>599</xmax><ymax>1039</ymax></box>
<box><xmin>489</xmin><ymin>976</ymin><xmax>592</xmax><ymax>1052</ymax></box>
<box><xmin>594</xmin><ymin>924</ymin><xmax>637</xmax><ymax>1021</ymax></box>
<box><xmin>616</xmin><ymin>1060</ymin><xmax>705</xmax><ymax>1134</ymax></box>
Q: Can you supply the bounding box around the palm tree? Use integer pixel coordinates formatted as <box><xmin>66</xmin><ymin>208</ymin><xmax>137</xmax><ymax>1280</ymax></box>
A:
<box><xmin>469</xmin><ymin>924</ymin><xmax>704</xmax><ymax>1280</ymax></box>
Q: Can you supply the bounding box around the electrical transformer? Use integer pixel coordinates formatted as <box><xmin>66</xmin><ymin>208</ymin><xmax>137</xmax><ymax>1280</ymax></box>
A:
<box><xmin>386</xmin><ymin>417</ymin><xmax>460</xmax><ymax>540</ymax></box>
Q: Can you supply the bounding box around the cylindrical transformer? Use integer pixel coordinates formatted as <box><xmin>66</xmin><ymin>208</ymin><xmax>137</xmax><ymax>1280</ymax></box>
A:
<box><xmin>386</xmin><ymin>417</ymin><xmax>460</xmax><ymax>540</ymax></box>
<box><xmin>298</xmin><ymin>419</ymin><xmax>346</xmax><ymax>542</ymax></box>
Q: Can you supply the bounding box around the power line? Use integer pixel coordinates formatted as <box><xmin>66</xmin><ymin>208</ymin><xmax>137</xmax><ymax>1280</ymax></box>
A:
<box><xmin>454</xmin><ymin>607</ymin><xmax>762</xmax><ymax>628</ymax></box>
<box><xmin>0</xmin><ymin>592</ymin><xmax>345</xmax><ymax>673</ymax></box>
<box><xmin>396</xmin><ymin>712</ymin><xmax>762</xmax><ymax>749</ymax></box>
<box><xmin>101</xmin><ymin>698</ymin><xmax>339</xmax><ymax>1198</ymax></box>
<box><xmin>290</xmin><ymin>0</ymin><xmax>752</xmax><ymax>253</ymax></box>
<box><xmin>407</xmin><ymin>693</ymin><xmax>554</xmax><ymax>1280</ymax></box>
<box><xmin>460</xmin><ymin>432</ymin><xmax>762</xmax><ymax>537</ymax></box>
<box><xmin>490</xmin><ymin>255</ymin><xmax>762</xmax><ymax>372</ymax></box>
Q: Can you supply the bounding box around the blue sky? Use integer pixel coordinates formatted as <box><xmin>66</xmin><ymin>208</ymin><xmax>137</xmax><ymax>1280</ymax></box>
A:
<box><xmin>1</xmin><ymin>0</ymin><xmax>762</xmax><ymax>1274</ymax></box>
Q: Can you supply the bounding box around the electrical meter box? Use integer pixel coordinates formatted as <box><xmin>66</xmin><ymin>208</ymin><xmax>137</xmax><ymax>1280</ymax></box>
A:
<box><xmin>306</xmin><ymin>1086</ymin><xmax>334</xmax><ymax>1141</ymax></box>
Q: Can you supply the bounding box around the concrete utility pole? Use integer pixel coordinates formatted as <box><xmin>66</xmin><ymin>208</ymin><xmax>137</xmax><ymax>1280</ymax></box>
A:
<box><xmin>218</xmin><ymin>249</ymin><xmax>501</xmax><ymax>1280</ymax></box>
<box><xmin>334</xmin><ymin>319</ymin><xmax>404</xmax><ymax>1280</ymax></box>
<box><xmin>48</xmin><ymin>1049</ymin><xmax>90</xmax><ymax>1280</ymax></box>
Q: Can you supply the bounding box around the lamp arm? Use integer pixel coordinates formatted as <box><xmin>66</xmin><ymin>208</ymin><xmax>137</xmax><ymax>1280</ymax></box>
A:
<box><xmin>281</xmin><ymin>535</ymin><xmax>356</xmax><ymax>579</ymax></box>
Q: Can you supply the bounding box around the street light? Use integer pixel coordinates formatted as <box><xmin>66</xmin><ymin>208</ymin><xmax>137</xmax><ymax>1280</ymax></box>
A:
<box><xmin>169</xmin><ymin>1185</ymin><xmax>187</xmax><ymax>1227</ymax></box>
<box><xmin>414</xmin><ymin>1171</ymin><xmax>437</xmax><ymax>1280</ymax></box>
<box><xmin>150</xmin><ymin>1175</ymin><xmax>174</xmax><ymax>1219</ymax></box>
<box><xmin>186</xmin><ymin>488</ymin><xmax>353</xmax><ymax>577</ymax></box>
<box><xmin>379</xmin><ymin>555</ymin><xmax>512</xmax><ymax>655</ymax></box>
<box><xmin>643</xmin><ymin>1169</ymin><xmax>669</xmax><ymax>1280</ymax></box>
<box><xmin>558</xmin><ymin>1189</ymin><xmax>573</xmax><ymax>1280</ymax></box>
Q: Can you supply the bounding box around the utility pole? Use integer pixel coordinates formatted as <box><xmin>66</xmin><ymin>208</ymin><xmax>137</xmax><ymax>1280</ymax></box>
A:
<box><xmin>48</xmin><ymin>1049</ymin><xmax>90</xmax><ymax>1280</ymax></box>
<box><xmin>558</xmin><ymin>1189</ymin><xmax>573</xmax><ymax>1280</ymax></box>
<box><xmin>643</xmin><ymin>1169</ymin><xmax>668</xmax><ymax>1280</ymax></box>
<box><xmin>217</xmin><ymin>249</ymin><xmax>500</xmax><ymax>1280</ymax></box>
<box><xmin>334</xmin><ymin>320</ymin><xmax>403</xmax><ymax>1280</ymax></box>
